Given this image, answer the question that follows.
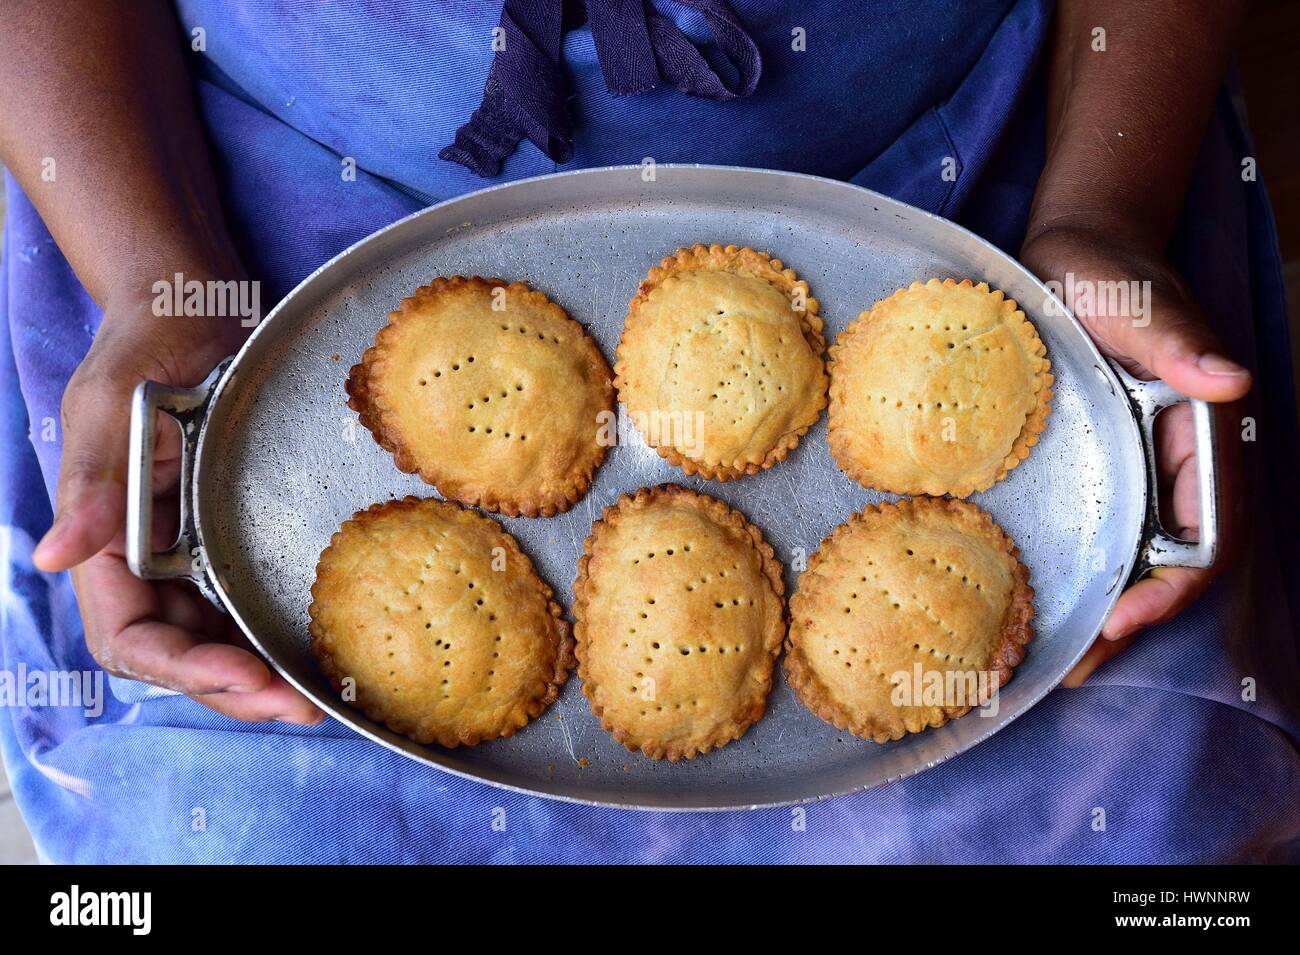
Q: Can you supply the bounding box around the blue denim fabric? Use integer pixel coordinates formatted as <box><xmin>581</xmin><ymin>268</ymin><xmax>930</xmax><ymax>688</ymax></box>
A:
<box><xmin>1</xmin><ymin>0</ymin><xmax>1297</xmax><ymax>862</ymax></box>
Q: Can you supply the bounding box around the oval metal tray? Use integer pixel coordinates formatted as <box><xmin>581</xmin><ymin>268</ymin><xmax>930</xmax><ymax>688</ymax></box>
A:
<box><xmin>127</xmin><ymin>166</ymin><xmax>1217</xmax><ymax>809</ymax></box>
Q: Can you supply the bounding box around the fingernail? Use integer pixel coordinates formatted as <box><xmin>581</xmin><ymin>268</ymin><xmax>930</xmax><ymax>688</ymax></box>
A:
<box><xmin>273</xmin><ymin>713</ymin><xmax>325</xmax><ymax>725</ymax></box>
<box><xmin>1197</xmin><ymin>353</ymin><xmax>1249</xmax><ymax>377</ymax></box>
<box><xmin>33</xmin><ymin>514</ymin><xmax>65</xmax><ymax>563</ymax></box>
<box><xmin>1104</xmin><ymin>622</ymin><xmax>1136</xmax><ymax>642</ymax></box>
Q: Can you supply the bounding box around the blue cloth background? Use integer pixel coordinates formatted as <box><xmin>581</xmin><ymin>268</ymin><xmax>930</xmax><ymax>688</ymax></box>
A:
<box><xmin>2</xmin><ymin>0</ymin><xmax>1298</xmax><ymax>862</ymax></box>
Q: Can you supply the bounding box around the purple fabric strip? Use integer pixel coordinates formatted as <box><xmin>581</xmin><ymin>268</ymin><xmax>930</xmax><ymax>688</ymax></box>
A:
<box><xmin>439</xmin><ymin>0</ymin><xmax>571</xmax><ymax>178</ymax></box>
<box><xmin>441</xmin><ymin>0</ymin><xmax>762</xmax><ymax>176</ymax></box>
<box><xmin>586</xmin><ymin>0</ymin><xmax>659</xmax><ymax>95</ymax></box>
<box><xmin>645</xmin><ymin>0</ymin><xmax>761</xmax><ymax>100</ymax></box>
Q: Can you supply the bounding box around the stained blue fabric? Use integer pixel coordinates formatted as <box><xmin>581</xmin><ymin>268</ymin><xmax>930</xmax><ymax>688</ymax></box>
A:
<box><xmin>2</xmin><ymin>0</ymin><xmax>1298</xmax><ymax>863</ymax></box>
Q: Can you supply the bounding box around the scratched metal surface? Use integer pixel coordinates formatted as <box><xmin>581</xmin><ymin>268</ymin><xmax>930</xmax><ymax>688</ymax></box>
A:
<box><xmin>196</xmin><ymin>166</ymin><xmax>1147</xmax><ymax>809</ymax></box>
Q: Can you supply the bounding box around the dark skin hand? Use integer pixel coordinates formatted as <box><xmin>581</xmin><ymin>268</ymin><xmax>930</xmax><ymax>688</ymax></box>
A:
<box><xmin>1021</xmin><ymin>0</ymin><xmax>1253</xmax><ymax>685</ymax></box>
<box><xmin>0</xmin><ymin>0</ymin><xmax>1251</xmax><ymax>723</ymax></box>
<box><xmin>0</xmin><ymin>0</ymin><xmax>322</xmax><ymax>724</ymax></box>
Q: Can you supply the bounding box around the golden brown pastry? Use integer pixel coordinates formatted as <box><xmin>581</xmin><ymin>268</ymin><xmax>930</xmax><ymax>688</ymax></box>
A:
<box><xmin>308</xmin><ymin>496</ymin><xmax>572</xmax><ymax>747</ymax></box>
<box><xmin>348</xmin><ymin>276</ymin><xmax>614</xmax><ymax>517</ymax></box>
<box><xmin>573</xmin><ymin>485</ymin><xmax>785</xmax><ymax>761</ymax></box>
<box><xmin>785</xmin><ymin>496</ymin><xmax>1033</xmax><ymax>743</ymax></box>
<box><xmin>615</xmin><ymin>244</ymin><xmax>828</xmax><ymax>481</ymax></box>
<box><xmin>828</xmin><ymin>278</ymin><xmax>1052</xmax><ymax>497</ymax></box>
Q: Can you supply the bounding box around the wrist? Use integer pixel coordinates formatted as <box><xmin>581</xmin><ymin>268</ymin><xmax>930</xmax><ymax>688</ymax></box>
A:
<box><xmin>1022</xmin><ymin>204</ymin><xmax>1165</xmax><ymax>261</ymax></box>
<box><xmin>99</xmin><ymin>251</ymin><xmax>255</xmax><ymax>379</ymax></box>
<box><xmin>1020</xmin><ymin>219</ymin><xmax>1179</xmax><ymax>283</ymax></box>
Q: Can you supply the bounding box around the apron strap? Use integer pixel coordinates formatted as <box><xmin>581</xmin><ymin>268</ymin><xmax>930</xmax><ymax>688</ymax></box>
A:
<box><xmin>440</xmin><ymin>0</ymin><xmax>762</xmax><ymax>177</ymax></box>
<box><xmin>439</xmin><ymin>0</ymin><xmax>571</xmax><ymax>178</ymax></box>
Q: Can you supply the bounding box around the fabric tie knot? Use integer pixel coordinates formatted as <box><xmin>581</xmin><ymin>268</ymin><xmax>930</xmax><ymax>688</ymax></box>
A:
<box><xmin>440</xmin><ymin>0</ymin><xmax>762</xmax><ymax>177</ymax></box>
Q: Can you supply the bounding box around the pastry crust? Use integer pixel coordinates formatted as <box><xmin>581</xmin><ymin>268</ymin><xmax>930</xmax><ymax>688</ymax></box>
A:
<box><xmin>348</xmin><ymin>276</ymin><xmax>614</xmax><ymax>517</ymax></box>
<box><xmin>573</xmin><ymin>484</ymin><xmax>786</xmax><ymax>761</ymax></box>
<box><xmin>614</xmin><ymin>244</ymin><xmax>829</xmax><ymax>481</ymax></box>
<box><xmin>785</xmin><ymin>496</ymin><xmax>1033</xmax><ymax>743</ymax></box>
<box><xmin>828</xmin><ymin>278</ymin><xmax>1052</xmax><ymax>498</ymax></box>
<box><xmin>308</xmin><ymin>496</ymin><xmax>573</xmax><ymax>747</ymax></box>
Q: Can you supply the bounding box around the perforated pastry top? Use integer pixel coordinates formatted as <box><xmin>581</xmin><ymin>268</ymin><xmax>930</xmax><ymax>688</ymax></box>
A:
<box><xmin>615</xmin><ymin>244</ymin><xmax>828</xmax><ymax>481</ymax></box>
<box><xmin>573</xmin><ymin>485</ymin><xmax>786</xmax><ymax>761</ymax></box>
<box><xmin>348</xmin><ymin>276</ymin><xmax>614</xmax><ymax>517</ymax></box>
<box><xmin>308</xmin><ymin>496</ymin><xmax>572</xmax><ymax>747</ymax></box>
<box><xmin>828</xmin><ymin>278</ymin><xmax>1052</xmax><ymax>497</ymax></box>
<box><xmin>784</xmin><ymin>496</ymin><xmax>1033</xmax><ymax>744</ymax></box>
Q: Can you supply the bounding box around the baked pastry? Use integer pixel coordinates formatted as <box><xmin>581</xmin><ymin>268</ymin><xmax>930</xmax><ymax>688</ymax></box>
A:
<box><xmin>348</xmin><ymin>276</ymin><xmax>614</xmax><ymax>517</ymax></box>
<box><xmin>573</xmin><ymin>485</ymin><xmax>785</xmax><ymax>760</ymax></box>
<box><xmin>308</xmin><ymin>496</ymin><xmax>572</xmax><ymax>747</ymax></box>
<box><xmin>828</xmin><ymin>278</ymin><xmax>1052</xmax><ymax>497</ymax></box>
<box><xmin>615</xmin><ymin>244</ymin><xmax>828</xmax><ymax>481</ymax></box>
<box><xmin>785</xmin><ymin>496</ymin><xmax>1033</xmax><ymax>743</ymax></box>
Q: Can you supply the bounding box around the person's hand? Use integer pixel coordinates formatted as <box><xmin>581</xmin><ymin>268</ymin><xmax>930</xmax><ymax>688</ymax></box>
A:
<box><xmin>1020</xmin><ymin>226</ymin><xmax>1251</xmax><ymax>686</ymax></box>
<box><xmin>32</xmin><ymin>279</ymin><xmax>324</xmax><ymax>725</ymax></box>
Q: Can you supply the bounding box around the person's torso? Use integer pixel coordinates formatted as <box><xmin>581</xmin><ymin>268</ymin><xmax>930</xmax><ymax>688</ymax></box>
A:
<box><xmin>175</xmin><ymin>0</ymin><xmax>1036</xmax><ymax>201</ymax></box>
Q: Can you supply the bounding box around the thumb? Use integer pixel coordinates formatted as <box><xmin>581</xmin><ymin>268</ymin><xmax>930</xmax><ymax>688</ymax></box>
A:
<box><xmin>1079</xmin><ymin>285</ymin><xmax>1251</xmax><ymax>404</ymax></box>
<box><xmin>1113</xmin><ymin>310</ymin><xmax>1250</xmax><ymax>403</ymax></box>
<box><xmin>34</xmin><ymin>372</ymin><xmax>136</xmax><ymax>572</ymax></box>
<box><xmin>1020</xmin><ymin>231</ymin><xmax>1252</xmax><ymax>404</ymax></box>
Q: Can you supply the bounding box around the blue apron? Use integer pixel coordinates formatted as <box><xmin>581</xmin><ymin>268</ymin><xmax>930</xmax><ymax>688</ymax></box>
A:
<box><xmin>3</xmin><ymin>0</ymin><xmax>1298</xmax><ymax>862</ymax></box>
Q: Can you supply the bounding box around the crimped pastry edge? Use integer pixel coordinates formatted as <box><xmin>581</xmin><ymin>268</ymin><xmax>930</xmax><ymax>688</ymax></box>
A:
<box><xmin>614</xmin><ymin>244</ymin><xmax>829</xmax><ymax>481</ymax></box>
<box><xmin>307</xmin><ymin>495</ymin><xmax>574</xmax><ymax>748</ymax></box>
<box><xmin>827</xmin><ymin>277</ymin><xmax>1054</xmax><ymax>498</ymax></box>
<box><xmin>573</xmin><ymin>483</ymin><xmax>787</xmax><ymax>761</ymax></box>
<box><xmin>783</xmin><ymin>495</ymin><xmax>1034</xmax><ymax>744</ymax></box>
<box><xmin>347</xmin><ymin>276</ymin><xmax>614</xmax><ymax>517</ymax></box>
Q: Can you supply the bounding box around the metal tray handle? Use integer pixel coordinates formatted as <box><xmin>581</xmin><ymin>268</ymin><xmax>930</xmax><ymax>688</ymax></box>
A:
<box><xmin>1109</xmin><ymin>360</ymin><xmax>1219</xmax><ymax>573</ymax></box>
<box><xmin>126</xmin><ymin>360</ymin><xmax>231</xmax><ymax>605</ymax></box>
